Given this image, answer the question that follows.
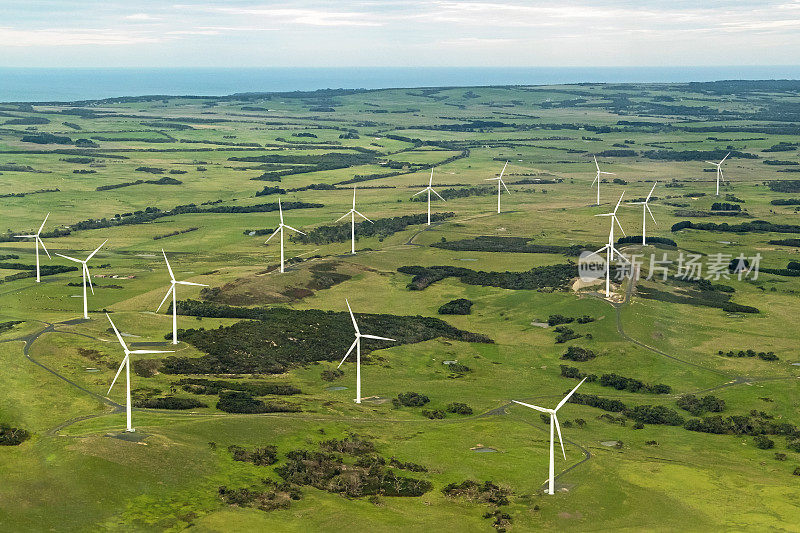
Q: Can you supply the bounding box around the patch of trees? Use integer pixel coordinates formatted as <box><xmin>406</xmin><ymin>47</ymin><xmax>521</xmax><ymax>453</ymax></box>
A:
<box><xmin>274</xmin><ymin>435</ymin><xmax>432</xmax><ymax>499</ymax></box>
<box><xmin>447</xmin><ymin>402</ymin><xmax>473</xmax><ymax>415</ymax></box>
<box><xmin>229</xmin><ymin>152</ymin><xmax>376</xmax><ymax>182</ymax></box>
<box><xmin>432</xmin><ymin>236</ymin><xmax>589</xmax><ymax>256</ymax></box>
<box><xmin>338</xmin><ymin>149</ymin><xmax>469</xmax><ymax>186</ymax></box>
<box><xmin>216</xmin><ymin>391</ymin><xmax>301</xmax><ymax>414</ymax></box>
<box><xmin>617</xmin><ymin>235</ymin><xmax>677</xmax><ymax>247</ymax></box>
<box><xmin>229</xmin><ymin>444</ymin><xmax>279</xmax><ymax>466</ymax></box>
<box><xmin>4</xmin><ymin>116</ymin><xmax>50</xmax><ymax>125</ymax></box>
<box><xmin>0</xmin><ymin>320</ymin><xmax>23</xmax><ymax>334</ymax></box>
<box><xmin>410</xmin><ymin>186</ymin><xmax>493</xmax><ymax>202</ymax></box>
<box><xmin>763</xmin><ymin>143</ymin><xmax>797</xmax><ymax>152</ymax></box>
<box><xmin>672</xmin><ymin>219</ymin><xmax>800</xmax><ymax>235</ymax></box>
<box><xmin>442</xmin><ymin>479</ymin><xmax>512</xmax><ymax>530</ymax></box>
<box><xmin>153</xmin><ymin>227</ymin><xmax>198</xmax><ymax>240</ymax></box>
<box><xmin>684</xmin><ymin>413</ymin><xmax>799</xmax><ymax>438</ymax></box>
<box><xmin>596</xmin><ymin>149</ymin><xmax>637</xmax><ymax>157</ymax></box>
<box><xmin>764</xmin><ymin>160</ymin><xmax>799</xmax><ymax>166</ymax></box>
<box><xmin>677</xmin><ymin>394</ymin><xmax>726</xmax><ymax>416</ymax></box>
<box><xmin>62</xmin><ymin>122</ymin><xmax>82</xmax><ymax>130</ymax></box>
<box><xmin>0</xmin><ymin>262</ymin><xmax>77</xmax><ymax>283</ymax></box>
<box><xmin>177</xmin><ymin>378</ymin><xmax>301</xmax><ymax>396</ymax></box>
<box><xmin>135</xmin><ymin>167</ymin><xmax>166</xmax><ymax>174</ymax></box>
<box><xmin>133</xmin><ymin>397</ymin><xmax>207</xmax><ymax>409</ymax></box>
<box><xmin>568</xmin><ymin>393</ymin><xmax>684</xmax><ymax>426</ymax></box>
<box><xmin>767</xmin><ymin>180</ymin><xmax>800</xmax><ymax>193</ymax></box>
<box><xmin>559</xmin><ymin>366</ymin><xmax>670</xmax><ymax>394</ymax></box>
<box><xmin>560</xmin><ymin>346</ymin><xmax>597</xmax><ymax>362</ymax></box>
<box><xmin>218</xmin><ymin>481</ymin><xmax>301</xmax><ymax>512</ymax></box>
<box><xmin>717</xmin><ymin>349</ymin><xmax>779</xmax><ymax>361</ymax></box>
<box><xmin>636</xmin><ymin>285</ymin><xmax>758</xmax><ymax>314</ymax></box>
<box><xmin>770</xmin><ymin>199</ymin><xmax>800</xmax><ymax>206</ymax></box>
<box><xmin>0</xmin><ymin>423</ymin><xmax>30</xmax><ymax>446</ymax></box>
<box><xmin>155</xmin><ymin>300</ymin><xmax>491</xmax><ymax>374</ymax></box>
<box><xmin>769</xmin><ymin>238</ymin><xmax>800</xmax><ymax>246</ymax></box>
<box><xmin>711</xmin><ymin>203</ymin><xmax>741</xmax><ymax>211</ymax></box>
<box><xmin>642</xmin><ymin>149</ymin><xmax>757</xmax><ymax>161</ymax></box>
<box><xmin>393</xmin><ymin>392</ymin><xmax>430</xmax><ymax>408</ymax></box>
<box><xmin>293</xmin><ymin>212</ymin><xmax>454</xmax><ymax>245</ymax></box>
<box><xmin>554</xmin><ymin>326</ymin><xmax>581</xmax><ymax>343</ymax></box>
<box><xmin>438</xmin><ymin>298</ymin><xmax>473</xmax><ymax>315</ymax></box>
<box><xmin>95</xmin><ymin>176</ymin><xmax>182</xmax><ymax>191</ymax></box>
<box><xmin>254</xmin><ymin>186</ymin><xmax>286</xmax><ymax>196</ymax></box>
<box><xmin>398</xmin><ymin>263</ymin><xmax>578</xmax><ymax>291</ymax></box>
<box><xmin>20</xmin><ymin>132</ymin><xmax>72</xmax><ymax>144</ymax></box>
<box><xmin>321</xmin><ymin>369</ymin><xmax>344</xmax><ymax>382</ymax></box>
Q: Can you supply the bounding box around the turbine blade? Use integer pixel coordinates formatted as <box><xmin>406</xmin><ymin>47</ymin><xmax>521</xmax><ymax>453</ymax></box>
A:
<box><xmin>38</xmin><ymin>212</ymin><xmax>50</xmax><ymax>235</ymax></box>
<box><xmin>106</xmin><ymin>313</ymin><xmax>128</xmax><ymax>351</ymax></box>
<box><xmin>499</xmin><ymin>161</ymin><xmax>508</xmax><ymax>180</ymax></box>
<box><xmin>345</xmin><ymin>299</ymin><xmax>360</xmax><ymax>335</ymax></box>
<box><xmin>511</xmin><ymin>400</ymin><xmax>551</xmax><ymax>414</ymax></box>
<box><xmin>85</xmin><ymin>264</ymin><xmax>94</xmax><ymax>295</ymax></box>
<box><xmin>553</xmin><ymin>414</ymin><xmax>567</xmax><ymax>461</ymax></box>
<box><xmin>176</xmin><ymin>281</ymin><xmax>208</xmax><ymax>287</ymax></box>
<box><xmin>335</xmin><ymin>210</ymin><xmax>352</xmax><ymax>222</ymax></box>
<box><xmin>354</xmin><ymin>210</ymin><xmax>373</xmax><ymax>223</ymax></box>
<box><xmin>500</xmin><ymin>179</ymin><xmax>510</xmax><ymax>194</ymax></box>
<box><xmin>412</xmin><ymin>188</ymin><xmax>427</xmax><ymax>196</ymax></box>
<box><xmin>283</xmin><ymin>224</ymin><xmax>305</xmax><ymax>235</ymax></box>
<box><xmin>612</xmin><ymin>246</ymin><xmax>631</xmax><ymax>263</ymax></box>
<box><xmin>162</xmin><ymin>249</ymin><xmax>175</xmax><ymax>281</ymax></box>
<box><xmin>13</xmin><ymin>235</ymin><xmax>36</xmax><ymax>238</ymax></box>
<box><xmin>55</xmin><ymin>253</ymin><xmax>82</xmax><ymax>263</ymax></box>
<box><xmin>278</xmin><ymin>197</ymin><xmax>284</xmax><ymax>224</ymax></box>
<box><xmin>556</xmin><ymin>377</ymin><xmax>588</xmax><ymax>411</ymax></box>
<box><xmin>429</xmin><ymin>168</ymin><xmax>433</xmax><ymax>187</ymax></box>
<box><xmin>646</xmin><ymin>181</ymin><xmax>657</xmax><ymax>202</ymax></box>
<box><xmin>86</xmin><ymin>239</ymin><xmax>107</xmax><ymax>261</ymax></box>
<box><xmin>156</xmin><ymin>284</ymin><xmax>173</xmax><ymax>312</ymax></box>
<box><xmin>613</xmin><ymin>191</ymin><xmax>625</xmax><ymax>213</ymax></box>
<box><xmin>352</xmin><ymin>186</ymin><xmax>357</xmax><ymax>209</ymax></box>
<box><xmin>37</xmin><ymin>237</ymin><xmax>51</xmax><ymax>259</ymax></box>
<box><xmin>615</xmin><ymin>216</ymin><xmax>626</xmax><ymax>237</ymax></box>
<box><xmin>594</xmin><ymin>155</ymin><xmax>600</xmax><ymax>171</ymax></box>
<box><xmin>589</xmin><ymin>245</ymin><xmax>609</xmax><ymax>257</ymax></box>
<box><xmin>600</xmin><ymin>172</ymin><xmax>616</xmax><ymax>176</ymax></box>
<box><xmin>704</xmin><ymin>161</ymin><xmax>718</xmax><ymax>166</ymax></box>
<box><xmin>337</xmin><ymin>338</ymin><xmax>359</xmax><ymax>368</ymax></box>
<box><xmin>590</xmin><ymin>175</ymin><xmax>598</xmax><ymax>186</ymax></box>
<box><xmin>431</xmin><ymin>189</ymin><xmax>445</xmax><ymax>201</ymax></box>
<box><xmin>107</xmin><ymin>354</ymin><xmax>129</xmax><ymax>395</ymax></box>
<box><xmin>647</xmin><ymin>204</ymin><xmax>657</xmax><ymax>225</ymax></box>
<box><xmin>265</xmin><ymin>227</ymin><xmax>280</xmax><ymax>243</ymax></box>
<box><xmin>360</xmin><ymin>334</ymin><xmax>396</xmax><ymax>342</ymax></box>
<box><xmin>721</xmin><ymin>152</ymin><xmax>730</xmax><ymax>163</ymax></box>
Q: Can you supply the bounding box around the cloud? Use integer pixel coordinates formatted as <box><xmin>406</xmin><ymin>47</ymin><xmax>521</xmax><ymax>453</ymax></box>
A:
<box><xmin>0</xmin><ymin>27</ymin><xmax>162</xmax><ymax>47</ymax></box>
<box><xmin>199</xmin><ymin>6</ymin><xmax>385</xmax><ymax>27</ymax></box>
<box><xmin>124</xmin><ymin>13</ymin><xmax>157</xmax><ymax>21</ymax></box>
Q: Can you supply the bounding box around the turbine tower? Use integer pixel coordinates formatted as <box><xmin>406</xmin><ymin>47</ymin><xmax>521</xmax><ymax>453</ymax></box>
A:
<box><xmin>630</xmin><ymin>182</ymin><xmax>658</xmax><ymax>246</ymax></box>
<box><xmin>157</xmin><ymin>250</ymin><xmax>208</xmax><ymax>344</ymax></box>
<box><xmin>336</xmin><ymin>186</ymin><xmax>373</xmax><ymax>255</ymax></box>
<box><xmin>106</xmin><ymin>313</ymin><xmax>173</xmax><ymax>432</ymax></box>
<box><xmin>591</xmin><ymin>156</ymin><xmax>615</xmax><ymax>206</ymax></box>
<box><xmin>591</xmin><ymin>192</ymin><xmax>630</xmax><ymax>297</ymax></box>
<box><xmin>705</xmin><ymin>152</ymin><xmax>730</xmax><ymax>196</ymax></box>
<box><xmin>337</xmin><ymin>299</ymin><xmax>395</xmax><ymax>404</ymax></box>
<box><xmin>513</xmin><ymin>377</ymin><xmax>587</xmax><ymax>495</ymax></box>
<box><xmin>485</xmin><ymin>161</ymin><xmax>511</xmax><ymax>214</ymax></box>
<box><xmin>14</xmin><ymin>212</ymin><xmax>50</xmax><ymax>282</ymax></box>
<box><xmin>56</xmin><ymin>240</ymin><xmax>107</xmax><ymax>319</ymax></box>
<box><xmin>413</xmin><ymin>169</ymin><xmax>445</xmax><ymax>225</ymax></box>
<box><xmin>265</xmin><ymin>198</ymin><xmax>305</xmax><ymax>273</ymax></box>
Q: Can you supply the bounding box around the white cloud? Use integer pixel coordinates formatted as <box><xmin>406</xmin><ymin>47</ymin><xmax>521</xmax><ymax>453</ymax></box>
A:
<box><xmin>0</xmin><ymin>27</ymin><xmax>161</xmax><ymax>46</ymax></box>
<box><xmin>202</xmin><ymin>7</ymin><xmax>384</xmax><ymax>27</ymax></box>
<box><xmin>124</xmin><ymin>13</ymin><xmax>157</xmax><ymax>21</ymax></box>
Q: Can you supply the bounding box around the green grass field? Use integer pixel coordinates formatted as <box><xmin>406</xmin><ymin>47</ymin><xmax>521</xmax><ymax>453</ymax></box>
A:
<box><xmin>1</xmin><ymin>81</ymin><xmax>799</xmax><ymax>531</ymax></box>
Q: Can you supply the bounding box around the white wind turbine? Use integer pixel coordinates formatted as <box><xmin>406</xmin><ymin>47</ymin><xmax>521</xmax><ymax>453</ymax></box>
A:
<box><xmin>337</xmin><ymin>299</ymin><xmax>396</xmax><ymax>404</ymax></box>
<box><xmin>413</xmin><ymin>168</ymin><xmax>445</xmax><ymax>225</ymax></box>
<box><xmin>14</xmin><ymin>212</ymin><xmax>50</xmax><ymax>282</ymax></box>
<box><xmin>106</xmin><ymin>313</ymin><xmax>173</xmax><ymax>432</ymax></box>
<box><xmin>705</xmin><ymin>152</ymin><xmax>730</xmax><ymax>196</ymax></box>
<box><xmin>157</xmin><ymin>250</ymin><xmax>208</xmax><ymax>344</ymax></box>
<box><xmin>265</xmin><ymin>198</ymin><xmax>305</xmax><ymax>273</ymax></box>
<box><xmin>513</xmin><ymin>377</ymin><xmax>587</xmax><ymax>495</ymax></box>
<box><xmin>485</xmin><ymin>161</ymin><xmax>511</xmax><ymax>213</ymax></box>
<box><xmin>590</xmin><ymin>156</ymin><xmax>615</xmax><ymax>206</ymax></box>
<box><xmin>590</xmin><ymin>192</ymin><xmax>630</xmax><ymax>297</ymax></box>
<box><xmin>336</xmin><ymin>186</ymin><xmax>372</xmax><ymax>255</ymax></box>
<box><xmin>56</xmin><ymin>240</ymin><xmax>107</xmax><ymax>319</ymax></box>
<box><xmin>630</xmin><ymin>182</ymin><xmax>658</xmax><ymax>246</ymax></box>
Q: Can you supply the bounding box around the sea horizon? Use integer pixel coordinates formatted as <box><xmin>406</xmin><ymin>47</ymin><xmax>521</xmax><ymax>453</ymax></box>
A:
<box><xmin>2</xmin><ymin>65</ymin><xmax>800</xmax><ymax>103</ymax></box>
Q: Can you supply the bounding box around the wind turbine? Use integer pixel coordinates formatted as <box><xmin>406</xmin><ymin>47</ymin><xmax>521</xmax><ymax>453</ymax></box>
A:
<box><xmin>513</xmin><ymin>377</ymin><xmax>587</xmax><ymax>495</ymax></box>
<box><xmin>630</xmin><ymin>182</ymin><xmax>658</xmax><ymax>246</ymax></box>
<box><xmin>55</xmin><ymin>240</ymin><xmax>107</xmax><ymax>319</ymax></box>
<box><xmin>157</xmin><ymin>249</ymin><xmax>208</xmax><ymax>344</ymax></box>
<box><xmin>590</xmin><ymin>156</ymin><xmax>615</xmax><ymax>206</ymax></box>
<box><xmin>265</xmin><ymin>198</ymin><xmax>305</xmax><ymax>273</ymax></box>
<box><xmin>413</xmin><ymin>168</ymin><xmax>445</xmax><ymax>225</ymax></box>
<box><xmin>591</xmin><ymin>192</ymin><xmax>630</xmax><ymax>297</ymax></box>
<box><xmin>485</xmin><ymin>161</ymin><xmax>511</xmax><ymax>213</ymax></box>
<box><xmin>704</xmin><ymin>152</ymin><xmax>730</xmax><ymax>196</ymax></box>
<box><xmin>337</xmin><ymin>299</ymin><xmax>395</xmax><ymax>404</ymax></box>
<box><xmin>106</xmin><ymin>313</ymin><xmax>173</xmax><ymax>432</ymax></box>
<box><xmin>336</xmin><ymin>186</ymin><xmax>372</xmax><ymax>255</ymax></box>
<box><xmin>14</xmin><ymin>213</ymin><xmax>50</xmax><ymax>282</ymax></box>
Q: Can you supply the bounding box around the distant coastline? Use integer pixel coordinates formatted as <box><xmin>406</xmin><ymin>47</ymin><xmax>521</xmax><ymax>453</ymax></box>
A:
<box><xmin>1</xmin><ymin>66</ymin><xmax>800</xmax><ymax>103</ymax></box>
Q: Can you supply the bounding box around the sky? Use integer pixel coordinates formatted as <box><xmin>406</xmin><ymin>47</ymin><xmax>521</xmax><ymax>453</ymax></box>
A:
<box><xmin>1</xmin><ymin>1</ymin><xmax>799</xmax><ymax>67</ymax></box>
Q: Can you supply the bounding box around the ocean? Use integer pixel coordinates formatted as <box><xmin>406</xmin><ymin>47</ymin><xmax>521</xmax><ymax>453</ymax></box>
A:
<box><xmin>1</xmin><ymin>66</ymin><xmax>799</xmax><ymax>103</ymax></box>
